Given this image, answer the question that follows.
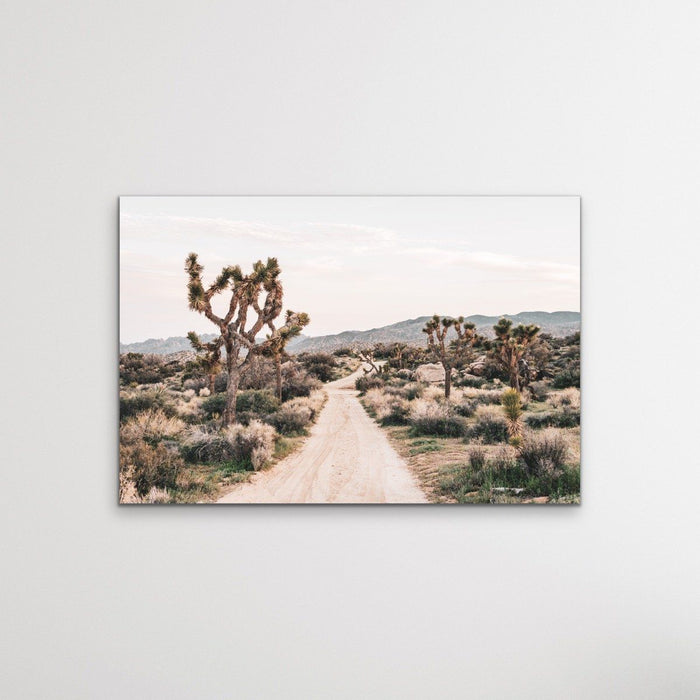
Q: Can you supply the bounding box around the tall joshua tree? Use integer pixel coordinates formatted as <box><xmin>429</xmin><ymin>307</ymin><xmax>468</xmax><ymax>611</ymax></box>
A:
<box><xmin>263</xmin><ymin>310</ymin><xmax>310</xmax><ymax>401</ymax></box>
<box><xmin>491</xmin><ymin>318</ymin><xmax>540</xmax><ymax>391</ymax></box>
<box><xmin>422</xmin><ymin>315</ymin><xmax>478</xmax><ymax>398</ymax></box>
<box><xmin>185</xmin><ymin>253</ymin><xmax>308</xmax><ymax>425</ymax></box>
<box><xmin>186</xmin><ymin>331</ymin><xmax>223</xmax><ymax>393</ymax></box>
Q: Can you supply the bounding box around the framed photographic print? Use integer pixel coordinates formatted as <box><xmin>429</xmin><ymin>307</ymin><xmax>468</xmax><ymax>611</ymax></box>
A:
<box><xmin>119</xmin><ymin>196</ymin><xmax>580</xmax><ymax>504</ymax></box>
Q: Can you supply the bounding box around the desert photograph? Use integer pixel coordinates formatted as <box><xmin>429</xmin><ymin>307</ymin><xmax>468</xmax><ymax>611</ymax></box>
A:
<box><xmin>119</xmin><ymin>196</ymin><xmax>580</xmax><ymax>504</ymax></box>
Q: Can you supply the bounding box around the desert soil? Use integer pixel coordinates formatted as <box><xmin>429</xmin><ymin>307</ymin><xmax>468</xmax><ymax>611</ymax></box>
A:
<box><xmin>217</xmin><ymin>367</ymin><xmax>428</xmax><ymax>504</ymax></box>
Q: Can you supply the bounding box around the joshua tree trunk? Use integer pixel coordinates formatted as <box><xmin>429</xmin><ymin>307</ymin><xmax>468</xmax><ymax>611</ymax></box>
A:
<box><xmin>223</xmin><ymin>355</ymin><xmax>240</xmax><ymax>425</ymax></box>
<box><xmin>208</xmin><ymin>373</ymin><xmax>216</xmax><ymax>393</ymax></box>
<box><xmin>443</xmin><ymin>364</ymin><xmax>452</xmax><ymax>399</ymax></box>
<box><xmin>275</xmin><ymin>354</ymin><xmax>283</xmax><ymax>402</ymax></box>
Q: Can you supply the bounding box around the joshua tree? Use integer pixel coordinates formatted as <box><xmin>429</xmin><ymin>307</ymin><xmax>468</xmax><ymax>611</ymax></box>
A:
<box><xmin>491</xmin><ymin>318</ymin><xmax>540</xmax><ymax>391</ymax></box>
<box><xmin>358</xmin><ymin>349</ymin><xmax>380</xmax><ymax>375</ymax></box>
<box><xmin>263</xmin><ymin>310</ymin><xmax>310</xmax><ymax>401</ymax></box>
<box><xmin>391</xmin><ymin>342</ymin><xmax>408</xmax><ymax>369</ymax></box>
<box><xmin>185</xmin><ymin>253</ymin><xmax>308</xmax><ymax>425</ymax></box>
<box><xmin>422</xmin><ymin>315</ymin><xmax>478</xmax><ymax>398</ymax></box>
<box><xmin>187</xmin><ymin>331</ymin><xmax>223</xmax><ymax>393</ymax></box>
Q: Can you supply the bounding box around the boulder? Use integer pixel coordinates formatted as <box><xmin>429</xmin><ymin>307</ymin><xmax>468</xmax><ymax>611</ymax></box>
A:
<box><xmin>415</xmin><ymin>363</ymin><xmax>452</xmax><ymax>384</ymax></box>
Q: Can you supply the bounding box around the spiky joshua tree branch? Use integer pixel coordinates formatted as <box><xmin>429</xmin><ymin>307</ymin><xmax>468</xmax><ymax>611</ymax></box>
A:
<box><xmin>185</xmin><ymin>253</ymin><xmax>309</xmax><ymax>425</ymax></box>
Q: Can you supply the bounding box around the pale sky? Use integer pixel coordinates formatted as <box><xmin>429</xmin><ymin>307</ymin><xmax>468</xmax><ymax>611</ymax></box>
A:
<box><xmin>119</xmin><ymin>196</ymin><xmax>580</xmax><ymax>343</ymax></box>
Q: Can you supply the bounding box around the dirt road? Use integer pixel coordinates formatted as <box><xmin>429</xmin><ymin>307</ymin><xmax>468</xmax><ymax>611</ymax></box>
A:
<box><xmin>217</xmin><ymin>367</ymin><xmax>428</xmax><ymax>504</ymax></box>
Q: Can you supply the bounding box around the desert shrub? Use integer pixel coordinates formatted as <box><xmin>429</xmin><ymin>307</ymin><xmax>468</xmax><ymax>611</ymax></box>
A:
<box><xmin>468</xmin><ymin>446</ymin><xmax>486</xmax><ymax>469</ymax></box>
<box><xmin>270</xmin><ymin>399</ymin><xmax>313</xmax><ymax>435</ymax></box>
<box><xmin>222</xmin><ymin>420</ymin><xmax>276</xmax><ymax>470</ymax></box>
<box><xmin>453</xmin><ymin>399</ymin><xmax>477</xmax><ymax>417</ymax></box>
<box><xmin>527</xmin><ymin>407</ymin><xmax>580</xmax><ymax>429</ymax></box>
<box><xmin>528</xmin><ymin>381</ymin><xmax>550</xmax><ymax>402</ymax></box>
<box><xmin>456</xmin><ymin>375</ymin><xmax>486</xmax><ymax>389</ymax></box>
<box><xmin>176</xmin><ymin>398</ymin><xmax>203</xmax><ymax>424</ymax></box>
<box><xmin>240</xmin><ymin>356</ymin><xmax>276</xmax><ymax>390</ymax></box>
<box><xmin>183</xmin><ymin>376</ymin><xmax>208</xmax><ymax>393</ymax></box>
<box><xmin>549</xmin><ymin>387</ymin><xmax>581</xmax><ymax>410</ymax></box>
<box><xmin>120</xmin><ymin>409</ymin><xmax>185</xmax><ymax>446</ymax></box>
<box><xmin>520</xmin><ymin>429</ymin><xmax>569</xmax><ymax>476</ymax></box>
<box><xmin>214</xmin><ymin>371</ymin><xmax>228</xmax><ymax>393</ymax></box>
<box><xmin>355</xmin><ymin>374</ymin><xmax>384</xmax><ymax>393</ymax></box>
<box><xmin>119</xmin><ymin>388</ymin><xmax>177</xmax><ymax>420</ymax></box>
<box><xmin>525</xmin><ymin>413</ymin><xmax>554</xmax><ymax>429</ymax></box>
<box><xmin>119</xmin><ymin>353</ymin><xmax>180</xmax><ymax>385</ymax></box>
<box><xmin>120</xmin><ymin>440</ymin><xmax>183</xmax><ymax>497</ymax></box>
<box><xmin>409</xmin><ymin>399</ymin><xmax>468</xmax><ymax>437</ymax></box>
<box><xmin>201</xmin><ymin>393</ymin><xmax>227</xmax><ymax>419</ymax></box>
<box><xmin>363</xmin><ymin>388</ymin><xmax>409</xmax><ymax>424</ymax></box>
<box><xmin>468</xmin><ymin>405</ymin><xmax>509</xmax><ymax>443</ymax></box>
<box><xmin>236</xmin><ymin>389</ymin><xmax>279</xmax><ymax>415</ymax></box>
<box><xmin>490</xmin><ymin>445</ymin><xmax>519</xmax><ymax>471</ymax></box>
<box><xmin>461</xmin><ymin>387</ymin><xmax>502</xmax><ymax>405</ymax></box>
<box><xmin>299</xmin><ymin>352</ymin><xmax>337</xmax><ymax>382</ymax></box>
<box><xmin>552</xmin><ymin>369</ymin><xmax>580</xmax><ymax>389</ymax></box>
<box><xmin>180</xmin><ymin>428</ymin><xmax>234</xmax><ymax>463</ymax></box>
<box><xmin>281</xmin><ymin>363</ymin><xmax>322</xmax><ymax>400</ymax></box>
<box><xmin>400</xmin><ymin>382</ymin><xmax>422</xmax><ymax>400</ymax></box>
<box><xmin>199</xmin><ymin>387</ymin><xmax>211</xmax><ymax>397</ymax></box>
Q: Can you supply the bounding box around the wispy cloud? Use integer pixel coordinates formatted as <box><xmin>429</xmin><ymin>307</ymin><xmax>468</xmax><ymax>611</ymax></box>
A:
<box><xmin>400</xmin><ymin>247</ymin><xmax>578</xmax><ymax>283</ymax></box>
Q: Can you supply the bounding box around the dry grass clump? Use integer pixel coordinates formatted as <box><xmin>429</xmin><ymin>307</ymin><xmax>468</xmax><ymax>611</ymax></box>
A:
<box><xmin>199</xmin><ymin>387</ymin><xmax>211</xmax><ymax>397</ymax></box>
<box><xmin>271</xmin><ymin>399</ymin><xmax>313</xmax><ymax>435</ymax></box>
<box><xmin>460</xmin><ymin>387</ymin><xmax>503</xmax><ymax>405</ymax></box>
<box><xmin>549</xmin><ymin>387</ymin><xmax>580</xmax><ymax>409</ymax></box>
<box><xmin>520</xmin><ymin>429</ymin><xmax>569</xmax><ymax>476</ymax></box>
<box><xmin>468</xmin><ymin>405</ymin><xmax>509</xmax><ymax>443</ymax></box>
<box><xmin>119</xmin><ymin>440</ymin><xmax>183</xmax><ymax>500</ymax></box>
<box><xmin>120</xmin><ymin>409</ymin><xmax>186</xmax><ymax>445</ymax></box>
<box><xmin>223</xmin><ymin>420</ymin><xmax>277</xmax><ymax>470</ymax></box>
<box><xmin>409</xmin><ymin>398</ymin><xmax>468</xmax><ymax>437</ymax></box>
<box><xmin>363</xmin><ymin>388</ymin><xmax>410</xmax><ymax>425</ymax></box>
<box><xmin>270</xmin><ymin>390</ymin><xmax>327</xmax><ymax>434</ymax></box>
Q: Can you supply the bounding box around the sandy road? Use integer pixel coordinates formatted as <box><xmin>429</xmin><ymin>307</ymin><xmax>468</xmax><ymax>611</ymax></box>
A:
<box><xmin>217</xmin><ymin>367</ymin><xmax>428</xmax><ymax>504</ymax></box>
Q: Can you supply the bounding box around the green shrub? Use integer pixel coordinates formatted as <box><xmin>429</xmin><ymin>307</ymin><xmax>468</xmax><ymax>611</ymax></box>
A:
<box><xmin>453</xmin><ymin>399</ymin><xmax>477</xmax><ymax>417</ymax></box>
<box><xmin>528</xmin><ymin>381</ymin><xmax>550</xmax><ymax>401</ymax></box>
<box><xmin>456</xmin><ymin>375</ymin><xmax>486</xmax><ymax>388</ymax></box>
<box><xmin>355</xmin><ymin>374</ymin><xmax>384</xmax><ymax>393</ymax></box>
<box><xmin>119</xmin><ymin>353</ymin><xmax>180</xmax><ymax>386</ymax></box>
<box><xmin>119</xmin><ymin>389</ymin><xmax>177</xmax><ymax>420</ymax></box>
<box><xmin>468</xmin><ymin>405</ymin><xmax>509</xmax><ymax>443</ymax></box>
<box><xmin>201</xmin><ymin>393</ymin><xmax>227</xmax><ymax>419</ymax></box>
<box><xmin>552</xmin><ymin>369</ymin><xmax>580</xmax><ymax>389</ymax></box>
<box><xmin>299</xmin><ymin>352</ymin><xmax>337</xmax><ymax>382</ymax></box>
<box><xmin>525</xmin><ymin>408</ymin><xmax>579</xmax><ymax>429</ymax></box>
<box><xmin>468</xmin><ymin>447</ymin><xmax>486</xmax><ymax>469</ymax></box>
<box><xmin>120</xmin><ymin>440</ymin><xmax>183</xmax><ymax>497</ymax></box>
<box><xmin>236</xmin><ymin>389</ymin><xmax>279</xmax><ymax>415</ymax></box>
<box><xmin>409</xmin><ymin>399</ymin><xmax>468</xmax><ymax>437</ymax></box>
<box><xmin>520</xmin><ymin>430</ymin><xmax>569</xmax><ymax>475</ymax></box>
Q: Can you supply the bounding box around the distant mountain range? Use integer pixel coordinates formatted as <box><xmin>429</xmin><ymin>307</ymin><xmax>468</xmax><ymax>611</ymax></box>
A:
<box><xmin>120</xmin><ymin>311</ymin><xmax>580</xmax><ymax>356</ymax></box>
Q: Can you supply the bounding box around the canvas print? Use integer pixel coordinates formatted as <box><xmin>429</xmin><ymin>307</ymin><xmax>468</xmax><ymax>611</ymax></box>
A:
<box><xmin>119</xmin><ymin>196</ymin><xmax>580</xmax><ymax>504</ymax></box>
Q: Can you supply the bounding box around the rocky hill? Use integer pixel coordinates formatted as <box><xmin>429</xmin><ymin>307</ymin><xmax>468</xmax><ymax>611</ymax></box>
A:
<box><xmin>286</xmin><ymin>311</ymin><xmax>580</xmax><ymax>353</ymax></box>
<box><xmin>120</xmin><ymin>311</ymin><xmax>580</xmax><ymax>356</ymax></box>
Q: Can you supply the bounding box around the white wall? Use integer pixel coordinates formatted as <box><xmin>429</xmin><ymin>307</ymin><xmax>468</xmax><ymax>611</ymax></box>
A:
<box><xmin>2</xmin><ymin>2</ymin><xmax>699</xmax><ymax>698</ymax></box>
